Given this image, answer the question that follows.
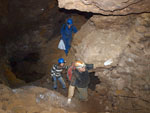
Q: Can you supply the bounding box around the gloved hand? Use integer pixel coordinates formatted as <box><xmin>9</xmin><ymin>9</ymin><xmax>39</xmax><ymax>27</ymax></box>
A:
<box><xmin>67</xmin><ymin>98</ymin><xmax>71</xmax><ymax>104</ymax></box>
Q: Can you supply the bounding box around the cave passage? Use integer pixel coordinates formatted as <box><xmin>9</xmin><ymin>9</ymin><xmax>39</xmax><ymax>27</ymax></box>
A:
<box><xmin>1</xmin><ymin>1</ymin><xmax>92</xmax><ymax>84</ymax></box>
<box><xmin>0</xmin><ymin>0</ymin><xmax>150</xmax><ymax>113</ymax></box>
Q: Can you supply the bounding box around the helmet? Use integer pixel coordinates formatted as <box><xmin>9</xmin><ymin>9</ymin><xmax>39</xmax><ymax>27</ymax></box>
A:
<box><xmin>74</xmin><ymin>61</ymin><xmax>86</xmax><ymax>69</ymax></box>
<box><xmin>58</xmin><ymin>58</ymin><xmax>65</xmax><ymax>64</ymax></box>
<box><xmin>67</xmin><ymin>18</ymin><xmax>73</xmax><ymax>25</ymax></box>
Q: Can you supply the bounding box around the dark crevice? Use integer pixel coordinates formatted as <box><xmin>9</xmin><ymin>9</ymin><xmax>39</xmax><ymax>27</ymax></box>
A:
<box><xmin>9</xmin><ymin>52</ymin><xmax>41</xmax><ymax>82</ymax></box>
<box><xmin>59</xmin><ymin>8</ymin><xmax>93</xmax><ymax>19</ymax></box>
<box><xmin>23</xmin><ymin>52</ymin><xmax>40</xmax><ymax>62</ymax></box>
<box><xmin>88</xmin><ymin>72</ymin><xmax>101</xmax><ymax>91</ymax></box>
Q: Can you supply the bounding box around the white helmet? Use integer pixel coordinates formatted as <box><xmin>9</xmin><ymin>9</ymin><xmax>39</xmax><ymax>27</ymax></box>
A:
<box><xmin>74</xmin><ymin>61</ymin><xmax>86</xmax><ymax>69</ymax></box>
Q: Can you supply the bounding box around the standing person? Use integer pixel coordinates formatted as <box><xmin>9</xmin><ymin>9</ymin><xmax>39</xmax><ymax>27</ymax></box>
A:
<box><xmin>50</xmin><ymin>58</ymin><xmax>68</xmax><ymax>89</ymax></box>
<box><xmin>67</xmin><ymin>61</ymin><xmax>92</xmax><ymax>104</ymax></box>
<box><xmin>61</xmin><ymin>18</ymin><xmax>78</xmax><ymax>56</ymax></box>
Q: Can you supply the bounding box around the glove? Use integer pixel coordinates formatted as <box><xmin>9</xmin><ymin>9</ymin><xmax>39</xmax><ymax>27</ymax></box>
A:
<box><xmin>104</xmin><ymin>59</ymin><xmax>113</xmax><ymax>66</ymax></box>
<box><xmin>67</xmin><ymin>98</ymin><xmax>71</xmax><ymax>104</ymax></box>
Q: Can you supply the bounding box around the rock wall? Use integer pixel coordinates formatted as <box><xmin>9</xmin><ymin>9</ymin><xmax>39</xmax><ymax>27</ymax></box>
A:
<box><xmin>72</xmin><ymin>13</ymin><xmax>150</xmax><ymax>112</ymax></box>
<box><xmin>58</xmin><ymin>0</ymin><xmax>150</xmax><ymax>15</ymax></box>
<box><xmin>72</xmin><ymin>15</ymin><xmax>133</xmax><ymax>67</ymax></box>
<box><xmin>0</xmin><ymin>61</ymin><xmax>25</xmax><ymax>87</ymax></box>
<box><xmin>0</xmin><ymin>0</ymin><xmax>68</xmax><ymax>44</ymax></box>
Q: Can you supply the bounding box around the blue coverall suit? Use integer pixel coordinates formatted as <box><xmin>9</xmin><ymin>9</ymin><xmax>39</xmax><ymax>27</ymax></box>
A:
<box><xmin>61</xmin><ymin>24</ymin><xmax>77</xmax><ymax>55</ymax></box>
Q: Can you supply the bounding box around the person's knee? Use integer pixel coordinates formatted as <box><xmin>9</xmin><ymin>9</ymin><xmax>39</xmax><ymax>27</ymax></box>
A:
<box><xmin>62</xmin><ymin>81</ymin><xmax>66</xmax><ymax>88</ymax></box>
<box><xmin>59</xmin><ymin>77</ymin><xmax>66</xmax><ymax>88</ymax></box>
<box><xmin>77</xmin><ymin>88</ymin><xmax>88</xmax><ymax>101</ymax></box>
<box><xmin>80</xmin><ymin>92</ymin><xmax>88</xmax><ymax>100</ymax></box>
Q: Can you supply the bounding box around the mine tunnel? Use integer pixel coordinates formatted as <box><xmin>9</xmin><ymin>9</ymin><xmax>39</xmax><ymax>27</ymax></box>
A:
<box><xmin>0</xmin><ymin>0</ymin><xmax>150</xmax><ymax>113</ymax></box>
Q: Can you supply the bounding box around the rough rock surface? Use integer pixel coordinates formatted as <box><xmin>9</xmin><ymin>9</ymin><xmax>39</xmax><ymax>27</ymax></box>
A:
<box><xmin>0</xmin><ymin>84</ymin><xmax>75</xmax><ymax>113</ymax></box>
<box><xmin>0</xmin><ymin>0</ymin><xmax>68</xmax><ymax>83</ymax></box>
<box><xmin>0</xmin><ymin>84</ymin><xmax>106</xmax><ymax>113</ymax></box>
<box><xmin>71</xmin><ymin>13</ymin><xmax>150</xmax><ymax>113</ymax></box>
<box><xmin>73</xmin><ymin>15</ymin><xmax>133</xmax><ymax>67</ymax></box>
<box><xmin>58</xmin><ymin>0</ymin><xmax>150</xmax><ymax>15</ymax></box>
<box><xmin>0</xmin><ymin>0</ymin><xmax>88</xmax><ymax>84</ymax></box>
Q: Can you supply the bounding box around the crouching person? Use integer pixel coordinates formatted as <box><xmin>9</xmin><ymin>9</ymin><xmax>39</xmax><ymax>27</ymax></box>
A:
<box><xmin>67</xmin><ymin>61</ymin><xmax>93</xmax><ymax>104</ymax></box>
<box><xmin>50</xmin><ymin>58</ymin><xmax>68</xmax><ymax>89</ymax></box>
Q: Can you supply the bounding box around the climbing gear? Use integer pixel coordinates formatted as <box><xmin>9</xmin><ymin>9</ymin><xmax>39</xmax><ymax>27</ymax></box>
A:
<box><xmin>74</xmin><ymin>61</ymin><xmax>86</xmax><ymax>69</ymax></box>
<box><xmin>58</xmin><ymin>58</ymin><xmax>65</xmax><ymax>64</ymax></box>
<box><xmin>67</xmin><ymin>18</ymin><xmax>73</xmax><ymax>25</ymax></box>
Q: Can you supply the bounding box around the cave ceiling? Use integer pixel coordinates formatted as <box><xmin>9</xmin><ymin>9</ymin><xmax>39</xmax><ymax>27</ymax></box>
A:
<box><xmin>58</xmin><ymin>0</ymin><xmax>150</xmax><ymax>15</ymax></box>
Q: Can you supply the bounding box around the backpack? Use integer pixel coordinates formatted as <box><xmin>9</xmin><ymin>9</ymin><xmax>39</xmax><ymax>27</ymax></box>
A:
<box><xmin>67</xmin><ymin>63</ymin><xmax>75</xmax><ymax>81</ymax></box>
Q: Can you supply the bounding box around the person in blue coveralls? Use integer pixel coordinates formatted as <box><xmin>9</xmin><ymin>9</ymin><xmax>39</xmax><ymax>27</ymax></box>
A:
<box><xmin>61</xmin><ymin>18</ymin><xmax>78</xmax><ymax>56</ymax></box>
